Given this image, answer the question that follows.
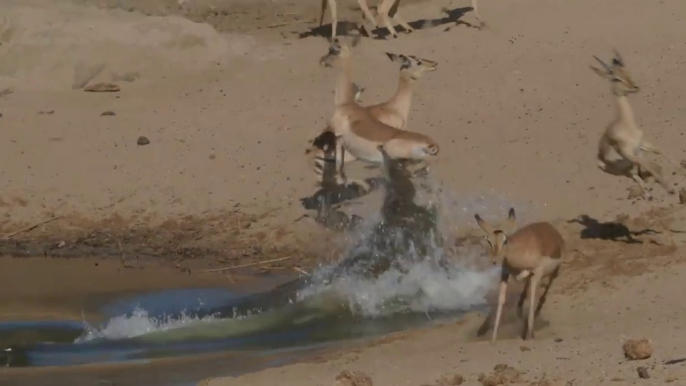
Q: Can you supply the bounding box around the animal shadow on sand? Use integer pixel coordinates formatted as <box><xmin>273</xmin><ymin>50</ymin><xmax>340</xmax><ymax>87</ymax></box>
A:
<box><xmin>567</xmin><ymin>214</ymin><xmax>658</xmax><ymax>244</ymax></box>
<box><xmin>300</xmin><ymin>177</ymin><xmax>383</xmax><ymax>231</ymax></box>
<box><xmin>298</xmin><ymin>6</ymin><xmax>474</xmax><ymax>39</ymax></box>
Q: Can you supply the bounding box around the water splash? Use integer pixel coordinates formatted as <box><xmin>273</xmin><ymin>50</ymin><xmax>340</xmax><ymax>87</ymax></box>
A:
<box><xmin>75</xmin><ymin>307</ymin><xmax>221</xmax><ymax>343</ymax></box>
<box><xmin>74</xmin><ymin>177</ymin><xmax>537</xmax><ymax>344</ymax></box>
<box><xmin>295</xmin><ymin>178</ymin><xmax>529</xmax><ymax>318</ymax></box>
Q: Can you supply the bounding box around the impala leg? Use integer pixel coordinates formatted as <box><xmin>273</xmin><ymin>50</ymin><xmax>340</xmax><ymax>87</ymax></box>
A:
<box><xmin>526</xmin><ymin>257</ymin><xmax>560</xmax><ymax>339</ymax></box>
<box><xmin>525</xmin><ymin>271</ymin><xmax>540</xmax><ymax>340</ymax></box>
<box><xmin>392</xmin><ymin>13</ymin><xmax>414</xmax><ymax>33</ymax></box>
<box><xmin>328</xmin><ymin>0</ymin><xmax>338</xmax><ymax>39</ymax></box>
<box><xmin>619</xmin><ymin>146</ymin><xmax>674</xmax><ymax>195</ymax></box>
<box><xmin>336</xmin><ymin>136</ymin><xmax>348</xmax><ymax>185</ymax></box>
<box><xmin>491</xmin><ymin>269</ymin><xmax>509</xmax><ymax>343</ymax></box>
<box><xmin>641</xmin><ymin>140</ymin><xmax>685</xmax><ymax>176</ymax></box>
<box><xmin>357</xmin><ymin>0</ymin><xmax>379</xmax><ymax>34</ymax></box>
<box><xmin>535</xmin><ymin>265</ymin><xmax>560</xmax><ymax>318</ymax></box>
<box><xmin>638</xmin><ymin>159</ymin><xmax>673</xmax><ymax>194</ymax></box>
<box><xmin>471</xmin><ymin>0</ymin><xmax>485</xmax><ymax>29</ymax></box>
<box><xmin>630</xmin><ymin>173</ymin><xmax>651</xmax><ymax>200</ymax></box>
<box><xmin>388</xmin><ymin>0</ymin><xmax>414</xmax><ymax>33</ymax></box>
<box><xmin>336</xmin><ymin>139</ymin><xmax>370</xmax><ymax>192</ymax></box>
<box><xmin>333</xmin><ymin>139</ymin><xmax>347</xmax><ymax>185</ymax></box>
<box><xmin>377</xmin><ymin>0</ymin><xmax>400</xmax><ymax>38</ymax></box>
<box><xmin>516</xmin><ymin>275</ymin><xmax>530</xmax><ymax>319</ymax></box>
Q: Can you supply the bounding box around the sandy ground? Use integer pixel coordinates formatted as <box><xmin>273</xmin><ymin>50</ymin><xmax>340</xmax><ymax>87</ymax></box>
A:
<box><xmin>2</xmin><ymin>0</ymin><xmax>686</xmax><ymax>384</ymax></box>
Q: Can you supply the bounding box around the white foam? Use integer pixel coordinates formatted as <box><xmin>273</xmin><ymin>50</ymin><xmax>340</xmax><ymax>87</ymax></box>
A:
<box><xmin>75</xmin><ymin>307</ymin><xmax>220</xmax><ymax>343</ymax></box>
<box><xmin>296</xmin><ymin>242</ymin><xmax>499</xmax><ymax>317</ymax></box>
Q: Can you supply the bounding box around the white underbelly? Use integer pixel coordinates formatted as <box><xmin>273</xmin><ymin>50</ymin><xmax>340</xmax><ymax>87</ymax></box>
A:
<box><xmin>340</xmin><ymin>133</ymin><xmax>383</xmax><ymax>164</ymax></box>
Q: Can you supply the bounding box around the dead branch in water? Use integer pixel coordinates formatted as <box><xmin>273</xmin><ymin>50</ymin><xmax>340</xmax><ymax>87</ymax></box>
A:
<box><xmin>1</xmin><ymin>216</ymin><xmax>61</xmax><ymax>240</ymax></box>
<box><xmin>198</xmin><ymin>256</ymin><xmax>293</xmax><ymax>273</ymax></box>
<box><xmin>293</xmin><ymin>266</ymin><xmax>310</xmax><ymax>276</ymax></box>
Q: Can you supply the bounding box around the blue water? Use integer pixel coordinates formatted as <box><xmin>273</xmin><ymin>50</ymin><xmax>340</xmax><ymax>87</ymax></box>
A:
<box><xmin>0</xmin><ymin>286</ymin><xmax>466</xmax><ymax>369</ymax></box>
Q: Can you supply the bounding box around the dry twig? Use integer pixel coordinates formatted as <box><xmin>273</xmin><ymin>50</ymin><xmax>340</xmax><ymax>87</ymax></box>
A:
<box><xmin>1</xmin><ymin>216</ymin><xmax>61</xmax><ymax>240</ymax></box>
<box><xmin>198</xmin><ymin>256</ymin><xmax>293</xmax><ymax>273</ymax></box>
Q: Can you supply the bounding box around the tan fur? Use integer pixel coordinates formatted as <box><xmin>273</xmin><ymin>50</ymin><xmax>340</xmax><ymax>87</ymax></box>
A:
<box><xmin>319</xmin><ymin>37</ymin><xmax>439</xmax><ymax>188</ymax></box>
<box><xmin>474</xmin><ymin>208</ymin><xmax>564</xmax><ymax>342</ymax></box>
<box><xmin>306</xmin><ymin>53</ymin><xmax>437</xmax><ymax>188</ymax></box>
<box><xmin>319</xmin><ymin>0</ymin><xmax>415</xmax><ymax>39</ymax></box>
<box><xmin>591</xmin><ymin>51</ymin><xmax>681</xmax><ymax>200</ymax></box>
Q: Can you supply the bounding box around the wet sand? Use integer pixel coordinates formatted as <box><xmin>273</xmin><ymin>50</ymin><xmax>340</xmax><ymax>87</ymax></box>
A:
<box><xmin>0</xmin><ymin>257</ymin><xmax>295</xmax><ymax>321</ymax></box>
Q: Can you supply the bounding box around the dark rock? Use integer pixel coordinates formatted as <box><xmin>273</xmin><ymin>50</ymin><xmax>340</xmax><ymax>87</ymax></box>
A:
<box><xmin>637</xmin><ymin>366</ymin><xmax>650</xmax><ymax>379</ymax></box>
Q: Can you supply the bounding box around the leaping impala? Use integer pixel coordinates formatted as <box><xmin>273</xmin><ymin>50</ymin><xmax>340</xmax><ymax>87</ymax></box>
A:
<box><xmin>319</xmin><ymin>36</ymin><xmax>439</xmax><ymax>188</ymax></box>
<box><xmin>590</xmin><ymin>50</ymin><xmax>681</xmax><ymax>200</ymax></box>
<box><xmin>305</xmin><ymin>51</ymin><xmax>438</xmax><ymax>188</ymax></box>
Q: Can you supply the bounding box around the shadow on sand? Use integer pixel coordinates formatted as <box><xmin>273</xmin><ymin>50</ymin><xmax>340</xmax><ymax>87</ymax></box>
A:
<box><xmin>567</xmin><ymin>214</ymin><xmax>658</xmax><ymax>244</ymax></box>
<box><xmin>298</xmin><ymin>6</ymin><xmax>475</xmax><ymax>40</ymax></box>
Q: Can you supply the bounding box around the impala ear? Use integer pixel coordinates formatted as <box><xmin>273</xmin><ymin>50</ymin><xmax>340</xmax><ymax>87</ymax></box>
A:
<box><xmin>474</xmin><ymin>214</ymin><xmax>494</xmax><ymax>234</ymax></box>
<box><xmin>612</xmin><ymin>49</ymin><xmax>625</xmax><ymax>67</ymax></box>
<box><xmin>590</xmin><ymin>65</ymin><xmax>611</xmax><ymax>79</ymax></box>
<box><xmin>385</xmin><ymin>52</ymin><xmax>400</xmax><ymax>62</ymax></box>
<box><xmin>506</xmin><ymin>208</ymin><xmax>516</xmax><ymax>232</ymax></box>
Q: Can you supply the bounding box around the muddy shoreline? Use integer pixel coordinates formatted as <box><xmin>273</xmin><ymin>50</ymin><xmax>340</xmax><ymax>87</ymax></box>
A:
<box><xmin>0</xmin><ymin>208</ymin><xmax>320</xmax><ymax>275</ymax></box>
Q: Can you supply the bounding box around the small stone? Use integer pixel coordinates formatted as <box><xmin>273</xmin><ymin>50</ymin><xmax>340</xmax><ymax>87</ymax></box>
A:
<box><xmin>137</xmin><ymin>136</ymin><xmax>150</xmax><ymax>146</ymax></box>
<box><xmin>679</xmin><ymin>188</ymin><xmax>686</xmax><ymax>205</ymax></box>
<box><xmin>680</xmin><ymin>160</ymin><xmax>686</xmax><ymax>169</ymax></box>
<box><xmin>495</xmin><ymin>365</ymin><xmax>520</xmax><ymax>383</ymax></box>
<box><xmin>520</xmin><ymin>345</ymin><xmax>531</xmax><ymax>352</ymax></box>
<box><xmin>480</xmin><ymin>364</ymin><xmax>521</xmax><ymax>385</ymax></box>
<box><xmin>534</xmin><ymin>379</ymin><xmax>554</xmax><ymax>386</ymax></box>
<box><xmin>334</xmin><ymin>370</ymin><xmax>373</xmax><ymax>386</ymax></box>
<box><xmin>637</xmin><ymin>366</ymin><xmax>650</xmax><ymax>379</ymax></box>
<box><xmin>479</xmin><ymin>374</ymin><xmax>505</xmax><ymax>386</ymax></box>
<box><xmin>623</xmin><ymin>338</ymin><xmax>653</xmax><ymax>360</ymax></box>
<box><xmin>0</xmin><ymin>112</ymin><xmax>3</xmax><ymax>117</ymax></box>
<box><xmin>101</xmin><ymin>111</ymin><xmax>116</xmax><ymax>116</ymax></box>
<box><xmin>437</xmin><ymin>374</ymin><xmax>464</xmax><ymax>386</ymax></box>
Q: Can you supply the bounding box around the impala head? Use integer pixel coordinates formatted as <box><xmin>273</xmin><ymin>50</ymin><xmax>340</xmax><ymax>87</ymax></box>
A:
<box><xmin>319</xmin><ymin>36</ymin><xmax>361</xmax><ymax>68</ymax></box>
<box><xmin>474</xmin><ymin>208</ymin><xmax>517</xmax><ymax>265</ymax></box>
<box><xmin>410</xmin><ymin>141</ymin><xmax>439</xmax><ymax>159</ymax></box>
<box><xmin>385</xmin><ymin>53</ymin><xmax>438</xmax><ymax>80</ymax></box>
<box><xmin>305</xmin><ymin>130</ymin><xmax>336</xmax><ymax>157</ymax></box>
<box><xmin>590</xmin><ymin>50</ymin><xmax>639</xmax><ymax>96</ymax></box>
